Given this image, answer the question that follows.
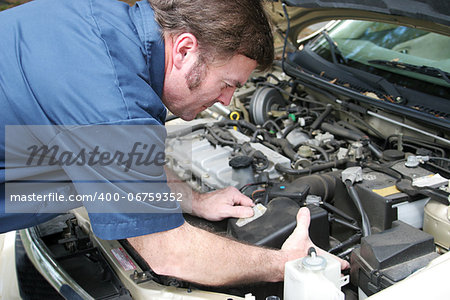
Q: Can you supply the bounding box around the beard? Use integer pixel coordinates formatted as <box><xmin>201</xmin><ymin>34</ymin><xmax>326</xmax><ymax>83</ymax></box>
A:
<box><xmin>185</xmin><ymin>56</ymin><xmax>208</xmax><ymax>91</ymax></box>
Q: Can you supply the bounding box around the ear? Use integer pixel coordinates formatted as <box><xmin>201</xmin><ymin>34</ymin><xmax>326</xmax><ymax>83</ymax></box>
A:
<box><xmin>172</xmin><ymin>33</ymin><xmax>199</xmax><ymax>70</ymax></box>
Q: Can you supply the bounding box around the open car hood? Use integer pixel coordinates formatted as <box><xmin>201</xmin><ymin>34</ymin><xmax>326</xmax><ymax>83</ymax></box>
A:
<box><xmin>269</xmin><ymin>0</ymin><xmax>450</xmax><ymax>38</ymax></box>
<box><xmin>267</xmin><ymin>0</ymin><xmax>450</xmax><ymax>131</ymax></box>
<box><xmin>283</xmin><ymin>0</ymin><xmax>450</xmax><ymax>28</ymax></box>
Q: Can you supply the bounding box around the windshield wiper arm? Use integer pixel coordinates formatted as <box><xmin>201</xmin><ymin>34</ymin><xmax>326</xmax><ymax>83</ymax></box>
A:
<box><xmin>321</xmin><ymin>30</ymin><xmax>348</xmax><ymax>65</ymax></box>
<box><xmin>369</xmin><ymin>60</ymin><xmax>450</xmax><ymax>84</ymax></box>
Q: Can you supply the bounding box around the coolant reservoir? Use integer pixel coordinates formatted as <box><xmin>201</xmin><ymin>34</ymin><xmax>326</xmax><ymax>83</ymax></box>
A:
<box><xmin>284</xmin><ymin>247</ymin><xmax>349</xmax><ymax>300</ymax></box>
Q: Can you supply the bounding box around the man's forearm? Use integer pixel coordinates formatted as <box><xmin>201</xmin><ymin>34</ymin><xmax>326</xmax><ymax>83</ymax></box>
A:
<box><xmin>128</xmin><ymin>221</ymin><xmax>288</xmax><ymax>286</ymax></box>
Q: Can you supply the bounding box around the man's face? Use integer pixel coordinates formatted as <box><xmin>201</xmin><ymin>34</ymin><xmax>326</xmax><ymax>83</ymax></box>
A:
<box><xmin>162</xmin><ymin>54</ymin><xmax>257</xmax><ymax>121</ymax></box>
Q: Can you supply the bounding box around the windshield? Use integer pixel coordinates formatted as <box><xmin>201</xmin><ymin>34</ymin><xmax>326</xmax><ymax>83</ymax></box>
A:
<box><xmin>309</xmin><ymin>20</ymin><xmax>450</xmax><ymax>91</ymax></box>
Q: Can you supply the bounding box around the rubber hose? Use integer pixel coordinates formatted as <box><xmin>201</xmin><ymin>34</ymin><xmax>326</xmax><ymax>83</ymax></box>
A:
<box><xmin>270</xmin><ymin>138</ymin><xmax>298</xmax><ymax>161</ymax></box>
<box><xmin>275</xmin><ymin>159</ymin><xmax>348</xmax><ymax>176</ymax></box>
<box><xmin>321</xmin><ymin>122</ymin><xmax>363</xmax><ymax>141</ymax></box>
<box><xmin>310</xmin><ymin>104</ymin><xmax>333</xmax><ymax>130</ymax></box>
<box><xmin>345</xmin><ymin>180</ymin><xmax>371</xmax><ymax>237</ymax></box>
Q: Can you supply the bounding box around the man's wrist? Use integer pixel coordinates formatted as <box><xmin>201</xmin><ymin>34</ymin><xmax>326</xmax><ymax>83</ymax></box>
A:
<box><xmin>271</xmin><ymin>249</ymin><xmax>290</xmax><ymax>282</ymax></box>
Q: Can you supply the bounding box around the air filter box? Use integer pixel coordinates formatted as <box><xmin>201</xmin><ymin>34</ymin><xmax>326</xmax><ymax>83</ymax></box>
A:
<box><xmin>350</xmin><ymin>221</ymin><xmax>438</xmax><ymax>296</ymax></box>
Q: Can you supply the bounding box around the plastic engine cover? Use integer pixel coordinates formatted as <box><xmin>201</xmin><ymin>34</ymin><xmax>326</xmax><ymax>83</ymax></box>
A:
<box><xmin>350</xmin><ymin>220</ymin><xmax>439</xmax><ymax>296</ymax></box>
<box><xmin>227</xmin><ymin>197</ymin><xmax>329</xmax><ymax>249</ymax></box>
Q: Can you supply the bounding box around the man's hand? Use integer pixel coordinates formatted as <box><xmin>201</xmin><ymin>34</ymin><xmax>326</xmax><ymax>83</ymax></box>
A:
<box><xmin>192</xmin><ymin>186</ymin><xmax>255</xmax><ymax>221</ymax></box>
<box><xmin>281</xmin><ymin>207</ymin><xmax>350</xmax><ymax>270</ymax></box>
<box><xmin>165</xmin><ymin>167</ymin><xmax>254</xmax><ymax>221</ymax></box>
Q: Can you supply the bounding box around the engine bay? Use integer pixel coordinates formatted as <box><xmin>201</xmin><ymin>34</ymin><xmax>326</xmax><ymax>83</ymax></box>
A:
<box><xmin>8</xmin><ymin>1</ymin><xmax>450</xmax><ymax>299</ymax></box>
<box><xmin>163</xmin><ymin>66</ymin><xmax>450</xmax><ymax>298</ymax></box>
<box><xmin>23</xmin><ymin>66</ymin><xmax>449</xmax><ymax>299</ymax></box>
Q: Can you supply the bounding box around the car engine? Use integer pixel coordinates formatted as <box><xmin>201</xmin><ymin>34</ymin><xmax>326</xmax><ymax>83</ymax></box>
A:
<box><xmin>164</xmin><ymin>67</ymin><xmax>450</xmax><ymax>298</ymax></box>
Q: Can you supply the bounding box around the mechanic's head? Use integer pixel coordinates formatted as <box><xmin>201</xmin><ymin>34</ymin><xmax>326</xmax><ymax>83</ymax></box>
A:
<box><xmin>149</xmin><ymin>0</ymin><xmax>274</xmax><ymax>120</ymax></box>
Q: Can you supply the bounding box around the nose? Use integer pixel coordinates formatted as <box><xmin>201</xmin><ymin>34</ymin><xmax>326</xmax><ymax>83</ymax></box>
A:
<box><xmin>217</xmin><ymin>88</ymin><xmax>235</xmax><ymax>106</ymax></box>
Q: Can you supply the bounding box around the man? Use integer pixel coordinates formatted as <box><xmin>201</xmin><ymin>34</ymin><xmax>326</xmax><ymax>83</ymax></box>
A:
<box><xmin>0</xmin><ymin>0</ymin><xmax>348</xmax><ymax>287</ymax></box>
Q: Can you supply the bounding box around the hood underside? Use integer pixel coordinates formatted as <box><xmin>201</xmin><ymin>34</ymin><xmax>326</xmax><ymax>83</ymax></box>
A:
<box><xmin>270</xmin><ymin>0</ymin><xmax>450</xmax><ymax>36</ymax></box>
<box><xmin>283</xmin><ymin>0</ymin><xmax>450</xmax><ymax>27</ymax></box>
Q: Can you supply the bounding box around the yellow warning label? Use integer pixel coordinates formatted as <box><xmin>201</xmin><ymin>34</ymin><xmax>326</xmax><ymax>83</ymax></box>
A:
<box><xmin>372</xmin><ymin>185</ymin><xmax>401</xmax><ymax>197</ymax></box>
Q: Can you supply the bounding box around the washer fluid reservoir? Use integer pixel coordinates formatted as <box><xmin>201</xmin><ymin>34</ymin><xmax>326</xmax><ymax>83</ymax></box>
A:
<box><xmin>284</xmin><ymin>247</ymin><xmax>349</xmax><ymax>300</ymax></box>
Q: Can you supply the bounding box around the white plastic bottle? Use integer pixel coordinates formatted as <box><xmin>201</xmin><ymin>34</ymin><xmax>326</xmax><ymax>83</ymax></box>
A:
<box><xmin>284</xmin><ymin>247</ymin><xmax>349</xmax><ymax>300</ymax></box>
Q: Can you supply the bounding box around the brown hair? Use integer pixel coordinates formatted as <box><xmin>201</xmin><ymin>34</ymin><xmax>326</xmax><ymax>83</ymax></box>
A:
<box><xmin>148</xmin><ymin>0</ymin><xmax>274</xmax><ymax>70</ymax></box>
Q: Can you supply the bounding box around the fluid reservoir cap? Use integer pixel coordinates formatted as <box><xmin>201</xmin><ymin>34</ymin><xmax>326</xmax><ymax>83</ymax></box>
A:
<box><xmin>405</xmin><ymin>155</ymin><xmax>420</xmax><ymax>168</ymax></box>
<box><xmin>382</xmin><ymin>149</ymin><xmax>405</xmax><ymax>161</ymax></box>
<box><xmin>302</xmin><ymin>247</ymin><xmax>327</xmax><ymax>271</ymax></box>
<box><xmin>229</xmin><ymin>156</ymin><xmax>253</xmax><ymax>169</ymax></box>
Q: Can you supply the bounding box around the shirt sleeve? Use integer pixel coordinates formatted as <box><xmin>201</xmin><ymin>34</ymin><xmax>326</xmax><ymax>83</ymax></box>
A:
<box><xmin>48</xmin><ymin>120</ymin><xmax>185</xmax><ymax>240</ymax></box>
<box><xmin>0</xmin><ymin>0</ymin><xmax>181</xmax><ymax>239</ymax></box>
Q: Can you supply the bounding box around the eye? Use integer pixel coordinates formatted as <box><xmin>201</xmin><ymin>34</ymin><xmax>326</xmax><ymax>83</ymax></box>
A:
<box><xmin>222</xmin><ymin>82</ymin><xmax>232</xmax><ymax>90</ymax></box>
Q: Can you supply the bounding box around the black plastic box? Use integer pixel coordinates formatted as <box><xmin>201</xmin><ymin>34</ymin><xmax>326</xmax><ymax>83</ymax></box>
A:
<box><xmin>350</xmin><ymin>221</ymin><xmax>439</xmax><ymax>296</ymax></box>
<box><xmin>228</xmin><ymin>197</ymin><xmax>329</xmax><ymax>249</ymax></box>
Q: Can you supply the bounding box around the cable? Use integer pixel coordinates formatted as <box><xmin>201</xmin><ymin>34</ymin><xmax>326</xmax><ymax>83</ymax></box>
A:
<box><xmin>320</xmin><ymin>202</ymin><xmax>358</xmax><ymax>225</ymax></box>
<box><xmin>386</xmin><ymin>135</ymin><xmax>446</xmax><ymax>157</ymax></box>
<box><xmin>429</xmin><ymin>157</ymin><xmax>450</xmax><ymax>163</ymax></box>
<box><xmin>251</xmin><ymin>189</ymin><xmax>266</xmax><ymax>201</ymax></box>
<box><xmin>281</xmin><ymin>2</ymin><xmax>290</xmax><ymax>74</ymax></box>
<box><xmin>205</xmin><ymin>126</ymin><xmax>237</xmax><ymax>147</ymax></box>
<box><xmin>427</xmin><ymin>162</ymin><xmax>450</xmax><ymax>175</ymax></box>
<box><xmin>166</xmin><ymin>123</ymin><xmax>207</xmax><ymax>138</ymax></box>
<box><xmin>262</xmin><ymin>119</ymin><xmax>281</xmax><ymax>133</ymax></box>
<box><xmin>363</xmin><ymin>162</ymin><xmax>407</xmax><ymax>191</ymax></box>
<box><xmin>217</xmin><ymin>119</ymin><xmax>258</xmax><ymax>133</ymax></box>
<box><xmin>266</xmin><ymin>73</ymin><xmax>282</xmax><ymax>83</ymax></box>
<box><xmin>337</xmin><ymin>120</ymin><xmax>367</xmax><ymax>137</ymax></box>
<box><xmin>333</xmin><ymin>218</ymin><xmax>361</xmax><ymax>231</ymax></box>
<box><xmin>345</xmin><ymin>180</ymin><xmax>371</xmax><ymax>237</ymax></box>
<box><xmin>282</xmin><ymin>123</ymin><xmax>300</xmax><ymax>139</ymax></box>
<box><xmin>336</xmin><ymin>247</ymin><xmax>356</xmax><ymax>259</ymax></box>
<box><xmin>328</xmin><ymin>232</ymin><xmax>362</xmax><ymax>254</ymax></box>
<box><xmin>251</xmin><ymin>129</ymin><xmax>268</xmax><ymax>142</ymax></box>
<box><xmin>239</xmin><ymin>181</ymin><xmax>269</xmax><ymax>193</ymax></box>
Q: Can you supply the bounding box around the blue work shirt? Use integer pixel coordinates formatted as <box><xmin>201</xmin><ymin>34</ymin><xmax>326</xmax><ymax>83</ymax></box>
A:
<box><xmin>0</xmin><ymin>0</ymin><xmax>185</xmax><ymax>239</ymax></box>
